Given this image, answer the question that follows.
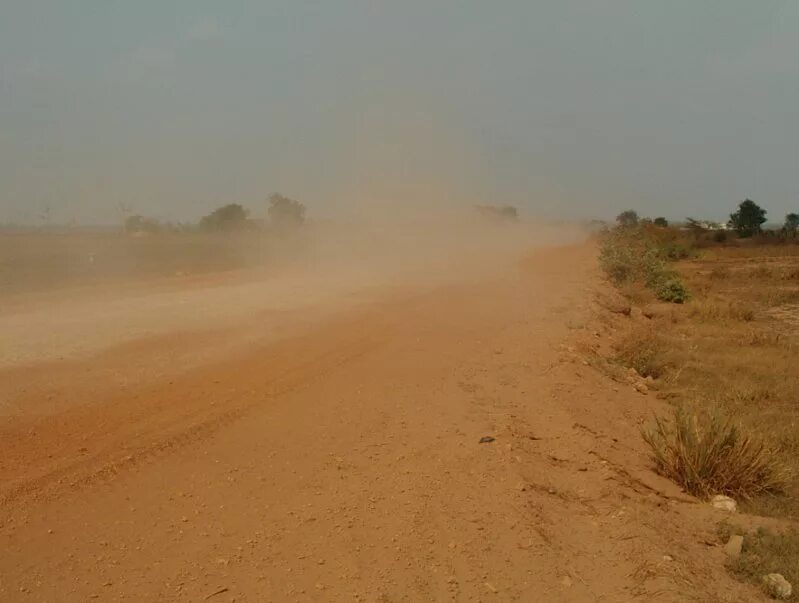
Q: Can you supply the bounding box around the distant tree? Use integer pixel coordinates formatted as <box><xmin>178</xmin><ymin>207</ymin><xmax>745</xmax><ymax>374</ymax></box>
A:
<box><xmin>616</xmin><ymin>210</ymin><xmax>639</xmax><ymax>227</ymax></box>
<box><xmin>729</xmin><ymin>199</ymin><xmax>767</xmax><ymax>238</ymax></box>
<box><xmin>784</xmin><ymin>213</ymin><xmax>799</xmax><ymax>235</ymax></box>
<box><xmin>199</xmin><ymin>203</ymin><xmax>249</xmax><ymax>231</ymax></box>
<box><xmin>124</xmin><ymin>214</ymin><xmax>161</xmax><ymax>234</ymax></box>
<box><xmin>499</xmin><ymin>205</ymin><xmax>518</xmax><ymax>220</ymax></box>
<box><xmin>476</xmin><ymin>205</ymin><xmax>518</xmax><ymax>222</ymax></box>
<box><xmin>653</xmin><ymin>217</ymin><xmax>668</xmax><ymax>227</ymax></box>
<box><xmin>685</xmin><ymin>217</ymin><xmax>707</xmax><ymax>231</ymax></box>
<box><xmin>267</xmin><ymin>193</ymin><xmax>306</xmax><ymax>229</ymax></box>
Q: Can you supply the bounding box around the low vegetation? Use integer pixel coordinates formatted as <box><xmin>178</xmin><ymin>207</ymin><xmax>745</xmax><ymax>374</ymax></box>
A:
<box><xmin>600</xmin><ymin>202</ymin><xmax>799</xmax><ymax>596</ymax></box>
<box><xmin>642</xmin><ymin>407</ymin><xmax>789</xmax><ymax>500</ymax></box>
<box><xmin>719</xmin><ymin>523</ymin><xmax>799</xmax><ymax>599</ymax></box>
<box><xmin>599</xmin><ymin>220</ymin><xmax>691</xmax><ymax>303</ymax></box>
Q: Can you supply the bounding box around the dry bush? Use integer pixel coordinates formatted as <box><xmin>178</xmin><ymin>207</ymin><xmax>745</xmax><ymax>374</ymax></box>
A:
<box><xmin>615</xmin><ymin>329</ymin><xmax>669</xmax><ymax>378</ymax></box>
<box><xmin>642</xmin><ymin>407</ymin><xmax>790</xmax><ymax>500</ymax></box>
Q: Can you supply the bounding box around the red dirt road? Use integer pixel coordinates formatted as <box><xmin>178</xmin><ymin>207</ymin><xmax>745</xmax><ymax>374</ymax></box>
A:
<box><xmin>0</xmin><ymin>244</ymin><xmax>757</xmax><ymax>601</ymax></box>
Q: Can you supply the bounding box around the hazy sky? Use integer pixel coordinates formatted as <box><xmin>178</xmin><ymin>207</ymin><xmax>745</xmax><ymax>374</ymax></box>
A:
<box><xmin>1</xmin><ymin>1</ymin><xmax>798</xmax><ymax>225</ymax></box>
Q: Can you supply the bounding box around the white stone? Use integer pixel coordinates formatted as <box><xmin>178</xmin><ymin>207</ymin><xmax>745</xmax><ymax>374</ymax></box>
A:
<box><xmin>763</xmin><ymin>573</ymin><xmax>792</xmax><ymax>599</ymax></box>
<box><xmin>710</xmin><ymin>494</ymin><xmax>737</xmax><ymax>512</ymax></box>
<box><xmin>723</xmin><ymin>534</ymin><xmax>743</xmax><ymax>558</ymax></box>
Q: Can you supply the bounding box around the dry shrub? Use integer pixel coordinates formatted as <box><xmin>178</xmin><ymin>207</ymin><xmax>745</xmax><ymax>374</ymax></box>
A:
<box><xmin>642</xmin><ymin>407</ymin><xmax>790</xmax><ymax>500</ymax></box>
<box><xmin>688</xmin><ymin>300</ymin><xmax>755</xmax><ymax>322</ymax></box>
<box><xmin>615</xmin><ymin>329</ymin><xmax>669</xmax><ymax>378</ymax></box>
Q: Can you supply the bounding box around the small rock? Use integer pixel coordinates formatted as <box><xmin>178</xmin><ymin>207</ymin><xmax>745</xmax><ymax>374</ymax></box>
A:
<box><xmin>763</xmin><ymin>573</ymin><xmax>792</xmax><ymax>599</ymax></box>
<box><xmin>479</xmin><ymin>436</ymin><xmax>496</xmax><ymax>444</ymax></box>
<box><xmin>662</xmin><ymin>555</ymin><xmax>674</xmax><ymax>562</ymax></box>
<box><xmin>634</xmin><ymin>381</ymin><xmax>649</xmax><ymax>395</ymax></box>
<box><xmin>724</xmin><ymin>534</ymin><xmax>744</xmax><ymax>559</ymax></box>
<box><xmin>560</xmin><ymin>575</ymin><xmax>573</xmax><ymax>587</ymax></box>
<box><xmin>710</xmin><ymin>495</ymin><xmax>737</xmax><ymax>512</ymax></box>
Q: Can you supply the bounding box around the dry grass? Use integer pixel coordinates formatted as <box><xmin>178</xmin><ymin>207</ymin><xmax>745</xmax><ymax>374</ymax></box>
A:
<box><xmin>686</xmin><ymin>299</ymin><xmax>755</xmax><ymax>322</ymax></box>
<box><xmin>643</xmin><ymin>407</ymin><xmax>790</xmax><ymax>500</ymax></box>
<box><xmin>701</xmin><ymin>244</ymin><xmax>799</xmax><ymax>259</ymax></box>
<box><xmin>606</xmin><ymin>239</ymin><xmax>799</xmax><ymax>517</ymax></box>
<box><xmin>719</xmin><ymin>523</ymin><xmax>799</xmax><ymax>600</ymax></box>
<box><xmin>614</xmin><ymin>329</ymin><xmax>670</xmax><ymax>379</ymax></box>
<box><xmin>603</xmin><ymin>236</ymin><xmax>799</xmax><ymax>592</ymax></box>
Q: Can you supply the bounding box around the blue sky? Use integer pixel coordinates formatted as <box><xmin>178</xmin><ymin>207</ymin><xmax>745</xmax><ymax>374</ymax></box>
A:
<box><xmin>1</xmin><ymin>1</ymin><xmax>798</xmax><ymax>224</ymax></box>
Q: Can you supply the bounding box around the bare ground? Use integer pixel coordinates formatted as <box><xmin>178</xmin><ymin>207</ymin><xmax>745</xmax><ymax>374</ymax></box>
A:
<box><xmin>0</xmin><ymin>243</ymin><xmax>761</xmax><ymax>601</ymax></box>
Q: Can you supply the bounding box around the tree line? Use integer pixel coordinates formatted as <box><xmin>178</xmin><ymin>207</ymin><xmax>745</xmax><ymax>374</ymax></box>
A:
<box><xmin>616</xmin><ymin>199</ymin><xmax>799</xmax><ymax>239</ymax></box>
<box><xmin>124</xmin><ymin>193</ymin><xmax>306</xmax><ymax>235</ymax></box>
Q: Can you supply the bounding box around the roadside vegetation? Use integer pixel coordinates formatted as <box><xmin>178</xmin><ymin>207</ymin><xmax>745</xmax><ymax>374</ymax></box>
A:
<box><xmin>599</xmin><ymin>199</ymin><xmax>799</xmax><ymax>597</ymax></box>
<box><xmin>598</xmin><ymin>217</ymin><xmax>691</xmax><ymax>303</ymax></box>
<box><xmin>719</xmin><ymin>522</ymin><xmax>799</xmax><ymax>599</ymax></box>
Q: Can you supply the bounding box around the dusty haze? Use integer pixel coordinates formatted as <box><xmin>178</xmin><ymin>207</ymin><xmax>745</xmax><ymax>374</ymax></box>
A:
<box><xmin>0</xmin><ymin>212</ymin><xmax>585</xmax><ymax>370</ymax></box>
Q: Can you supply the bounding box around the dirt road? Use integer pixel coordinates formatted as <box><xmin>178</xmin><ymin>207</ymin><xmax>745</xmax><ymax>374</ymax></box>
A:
<box><xmin>0</xmin><ymin>243</ymin><xmax>756</xmax><ymax>601</ymax></box>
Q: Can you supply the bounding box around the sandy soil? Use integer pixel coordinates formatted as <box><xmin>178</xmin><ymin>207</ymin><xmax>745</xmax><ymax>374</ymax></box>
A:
<box><xmin>0</xmin><ymin>242</ymin><xmax>760</xmax><ymax>601</ymax></box>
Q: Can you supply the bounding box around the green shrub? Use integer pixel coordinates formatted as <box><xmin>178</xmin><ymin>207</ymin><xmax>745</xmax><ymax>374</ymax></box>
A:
<box><xmin>661</xmin><ymin>242</ymin><xmax>693</xmax><ymax>260</ymax></box>
<box><xmin>599</xmin><ymin>228</ymin><xmax>665</xmax><ymax>285</ymax></box>
<box><xmin>654</xmin><ymin>276</ymin><xmax>690</xmax><ymax>303</ymax></box>
<box><xmin>599</xmin><ymin>240</ymin><xmax>641</xmax><ymax>284</ymax></box>
<box><xmin>645</xmin><ymin>267</ymin><xmax>690</xmax><ymax>303</ymax></box>
<box><xmin>599</xmin><ymin>226</ymin><xmax>691</xmax><ymax>303</ymax></box>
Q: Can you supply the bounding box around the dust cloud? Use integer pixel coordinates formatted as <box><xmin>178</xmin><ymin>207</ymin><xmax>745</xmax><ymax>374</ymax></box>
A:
<box><xmin>0</xmin><ymin>206</ymin><xmax>584</xmax><ymax>368</ymax></box>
